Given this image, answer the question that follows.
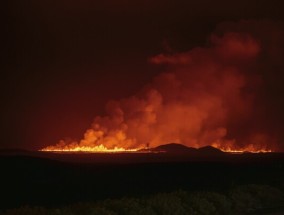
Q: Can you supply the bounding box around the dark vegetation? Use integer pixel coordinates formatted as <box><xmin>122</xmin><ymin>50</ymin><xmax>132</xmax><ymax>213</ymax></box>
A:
<box><xmin>0</xmin><ymin>146</ymin><xmax>284</xmax><ymax>214</ymax></box>
<box><xmin>1</xmin><ymin>185</ymin><xmax>284</xmax><ymax>215</ymax></box>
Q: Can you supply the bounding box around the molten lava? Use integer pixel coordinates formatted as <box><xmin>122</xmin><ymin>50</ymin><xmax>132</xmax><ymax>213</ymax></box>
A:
<box><xmin>41</xmin><ymin>143</ymin><xmax>140</xmax><ymax>153</ymax></box>
<box><xmin>40</xmin><ymin>140</ymin><xmax>272</xmax><ymax>153</ymax></box>
<box><xmin>211</xmin><ymin>143</ymin><xmax>272</xmax><ymax>154</ymax></box>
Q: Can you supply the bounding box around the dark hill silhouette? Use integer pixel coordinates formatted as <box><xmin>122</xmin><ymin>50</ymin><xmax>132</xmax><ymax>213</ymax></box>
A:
<box><xmin>152</xmin><ymin>143</ymin><xmax>197</xmax><ymax>153</ymax></box>
<box><xmin>151</xmin><ymin>143</ymin><xmax>224</xmax><ymax>155</ymax></box>
<box><xmin>197</xmin><ymin>145</ymin><xmax>224</xmax><ymax>154</ymax></box>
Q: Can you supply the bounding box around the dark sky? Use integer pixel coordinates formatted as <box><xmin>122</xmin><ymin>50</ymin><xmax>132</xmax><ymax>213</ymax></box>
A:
<box><xmin>3</xmin><ymin>0</ymin><xmax>284</xmax><ymax>150</ymax></box>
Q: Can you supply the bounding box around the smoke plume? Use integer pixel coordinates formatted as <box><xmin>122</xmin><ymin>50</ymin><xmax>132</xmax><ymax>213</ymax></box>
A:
<box><xmin>44</xmin><ymin>20</ymin><xmax>284</xmax><ymax>152</ymax></box>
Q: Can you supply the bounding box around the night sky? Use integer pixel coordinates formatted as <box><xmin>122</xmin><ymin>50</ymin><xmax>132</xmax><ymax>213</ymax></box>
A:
<box><xmin>3</xmin><ymin>0</ymin><xmax>284</xmax><ymax>150</ymax></box>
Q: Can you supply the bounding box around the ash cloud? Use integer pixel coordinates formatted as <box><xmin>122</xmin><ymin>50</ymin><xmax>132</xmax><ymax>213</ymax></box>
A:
<box><xmin>46</xmin><ymin>20</ymin><xmax>284</xmax><ymax>152</ymax></box>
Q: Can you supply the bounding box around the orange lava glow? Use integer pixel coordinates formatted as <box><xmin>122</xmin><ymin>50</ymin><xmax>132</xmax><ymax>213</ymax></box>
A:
<box><xmin>40</xmin><ymin>142</ymin><xmax>272</xmax><ymax>154</ymax></box>
<box><xmin>219</xmin><ymin>149</ymin><xmax>272</xmax><ymax>154</ymax></box>
<box><xmin>211</xmin><ymin>143</ymin><xmax>272</xmax><ymax>154</ymax></box>
<box><xmin>40</xmin><ymin>144</ymin><xmax>141</xmax><ymax>153</ymax></box>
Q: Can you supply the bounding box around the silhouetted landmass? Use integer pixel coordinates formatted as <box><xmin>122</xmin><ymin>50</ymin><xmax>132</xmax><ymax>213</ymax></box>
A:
<box><xmin>152</xmin><ymin>143</ymin><xmax>197</xmax><ymax>153</ymax></box>
<box><xmin>197</xmin><ymin>145</ymin><xmax>224</xmax><ymax>154</ymax></box>
<box><xmin>151</xmin><ymin>143</ymin><xmax>224</xmax><ymax>156</ymax></box>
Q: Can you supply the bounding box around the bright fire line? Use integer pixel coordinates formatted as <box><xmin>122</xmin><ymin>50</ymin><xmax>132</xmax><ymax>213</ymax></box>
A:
<box><xmin>218</xmin><ymin>149</ymin><xmax>272</xmax><ymax>154</ymax></box>
<box><xmin>40</xmin><ymin>144</ymin><xmax>141</xmax><ymax>153</ymax></box>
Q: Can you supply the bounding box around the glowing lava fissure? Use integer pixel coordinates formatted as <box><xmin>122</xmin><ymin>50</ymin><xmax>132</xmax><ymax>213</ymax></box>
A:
<box><xmin>40</xmin><ymin>143</ymin><xmax>141</xmax><ymax>153</ymax></box>
<box><xmin>40</xmin><ymin>145</ymin><xmax>272</xmax><ymax>154</ymax></box>
<box><xmin>211</xmin><ymin>141</ymin><xmax>273</xmax><ymax>154</ymax></box>
<box><xmin>40</xmin><ymin>141</ymin><xmax>273</xmax><ymax>154</ymax></box>
<box><xmin>217</xmin><ymin>148</ymin><xmax>272</xmax><ymax>154</ymax></box>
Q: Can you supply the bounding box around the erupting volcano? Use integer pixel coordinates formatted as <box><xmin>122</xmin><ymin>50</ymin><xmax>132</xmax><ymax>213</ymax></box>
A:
<box><xmin>41</xmin><ymin>21</ymin><xmax>284</xmax><ymax>154</ymax></box>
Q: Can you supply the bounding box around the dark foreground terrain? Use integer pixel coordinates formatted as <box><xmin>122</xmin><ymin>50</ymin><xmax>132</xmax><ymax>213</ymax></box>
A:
<box><xmin>0</xmin><ymin>149</ymin><xmax>284</xmax><ymax>214</ymax></box>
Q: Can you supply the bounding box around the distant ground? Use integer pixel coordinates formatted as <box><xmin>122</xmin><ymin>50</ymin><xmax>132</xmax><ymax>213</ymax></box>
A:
<box><xmin>1</xmin><ymin>185</ymin><xmax>283</xmax><ymax>215</ymax></box>
<box><xmin>0</xmin><ymin>144</ymin><xmax>284</xmax><ymax>214</ymax></box>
